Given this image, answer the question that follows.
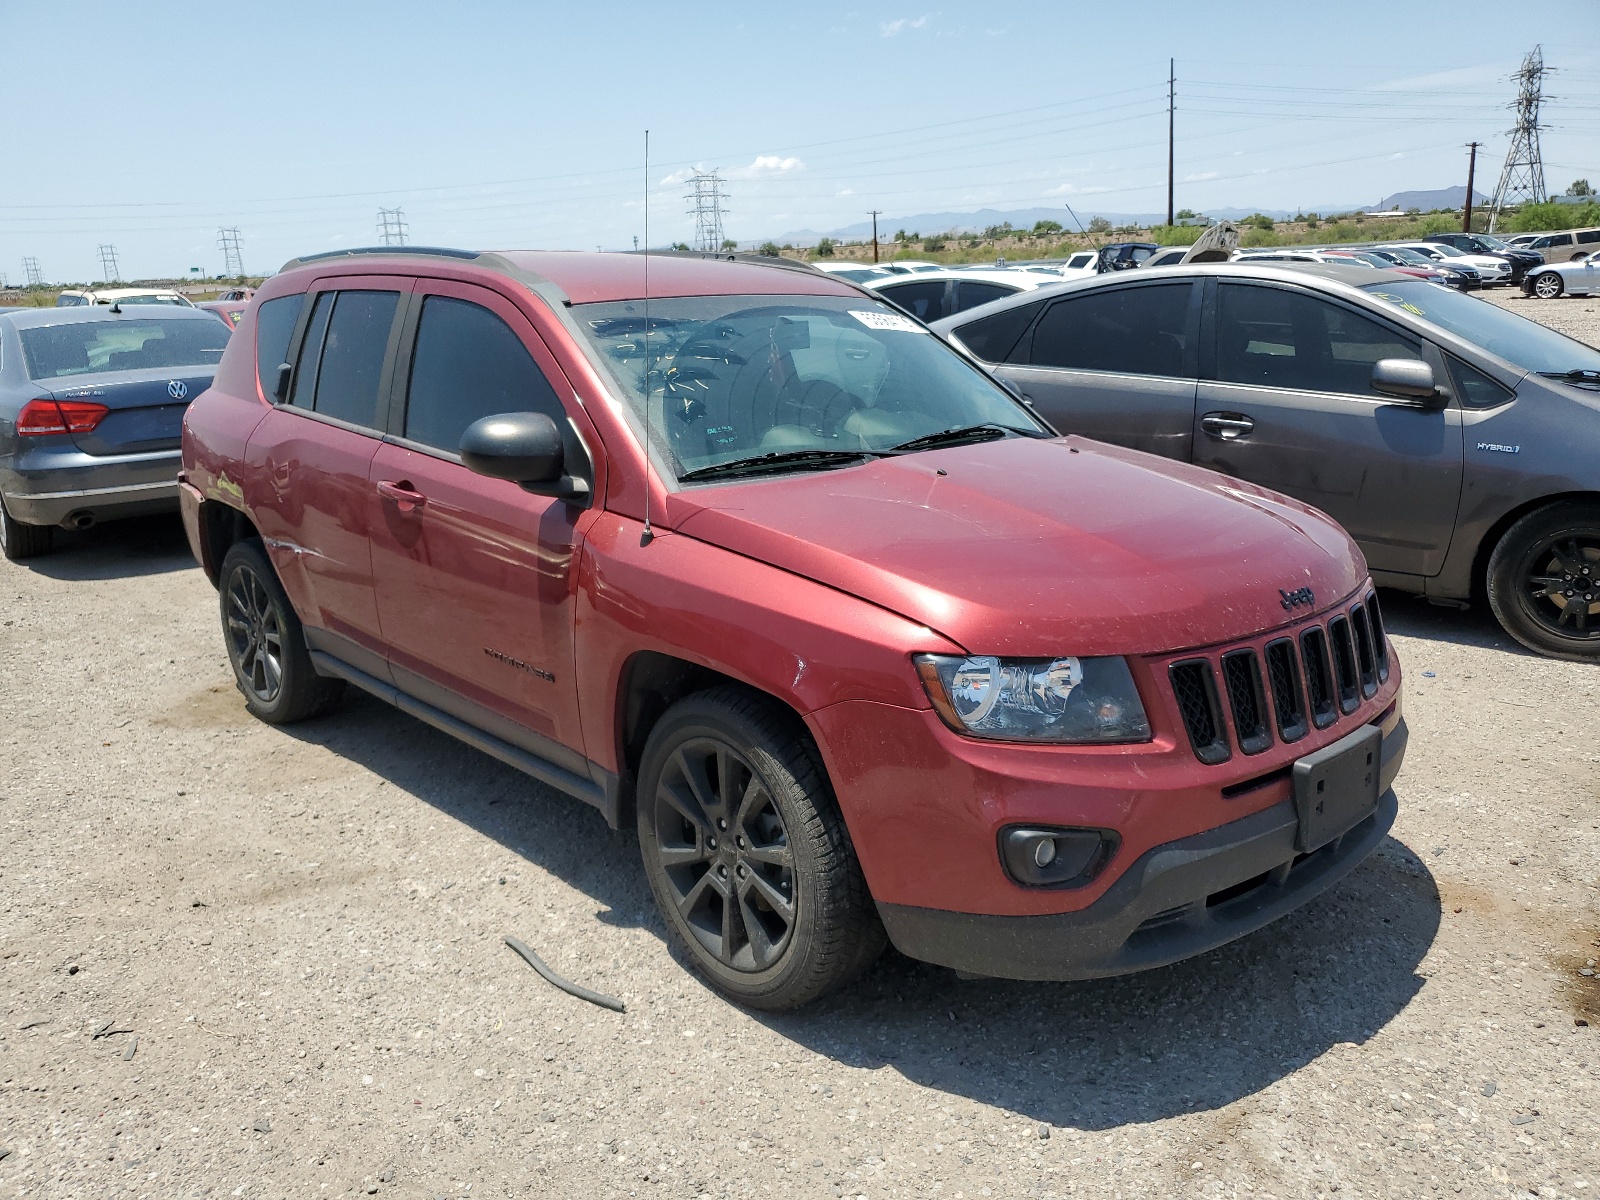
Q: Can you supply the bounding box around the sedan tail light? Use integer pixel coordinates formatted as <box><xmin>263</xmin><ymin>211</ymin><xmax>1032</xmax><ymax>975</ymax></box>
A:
<box><xmin>16</xmin><ymin>398</ymin><xmax>109</xmax><ymax>436</ymax></box>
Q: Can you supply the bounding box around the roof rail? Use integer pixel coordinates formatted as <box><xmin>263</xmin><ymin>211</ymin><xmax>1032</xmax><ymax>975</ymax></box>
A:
<box><xmin>624</xmin><ymin>249</ymin><xmax>823</xmax><ymax>276</ymax></box>
<box><xmin>278</xmin><ymin>245</ymin><xmax>482</xmax><ymax>273</ymax></box>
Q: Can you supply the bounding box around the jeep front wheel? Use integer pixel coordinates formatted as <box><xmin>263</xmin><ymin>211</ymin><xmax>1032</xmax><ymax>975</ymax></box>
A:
<box><xmin>636</xmin><ymin>688</ymin><xmax>884</xmax><ymax>1010</ymax></box>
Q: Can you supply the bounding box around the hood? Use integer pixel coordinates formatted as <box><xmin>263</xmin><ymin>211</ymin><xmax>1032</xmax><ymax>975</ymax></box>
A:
<box><xmin>665</xmin><ymin>436</ymin><xmax>1367</xmax><ymax>657</ymax></box>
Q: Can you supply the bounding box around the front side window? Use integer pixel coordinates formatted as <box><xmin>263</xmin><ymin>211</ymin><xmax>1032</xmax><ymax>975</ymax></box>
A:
<box><xmin>404</xmin><ymin>296</ymin><xmax>564</xmax><ymax>453</ymax></box>
<box><xmin>571</xmin><ymin>294</ymin><xmax>1044</xmax><ymax>481</ymax></box>
<box><xmin>54</xmin><ymin>294</ymin><xmax>88</xmax><ymax>307</ymax></box>
<box><xmin>19</xmin><ymin>318</ymin><xmax>230</xmax><ymax>379</ymax></box>
<box><xmin>291</xmin><ymin>290</ymin><xmax>398</xmax><ymax>427</ymax></box>
<box><xmin>1027</xmin><ymin>283</ymin><xmax>1193</xmax><ymax>378</ymax></box>
<box><xmin>1215</xmin><ymin>284</ymin><xmax>1418</xmax><ymax>396</ymax></box>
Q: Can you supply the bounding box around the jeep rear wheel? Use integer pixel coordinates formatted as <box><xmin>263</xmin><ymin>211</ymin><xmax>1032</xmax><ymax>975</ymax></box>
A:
<box><xmin>1487</xmin><ymin>500</ymin><xmax>1600</xmax><ymax>660</ymax></box>
<box><xmin>219</xmin><ymin>540</ymin><xmax>345</xmax><ymax>723</ymax></box>
<box><xmin>636</xmin><ymin>688</ymin><xmax>884</xmax><ymax>1010</ymax></box>
<box><xmin>0</xmin><ymin>497</ymin><xmax>53</xmax><ymax>561</ymax></box>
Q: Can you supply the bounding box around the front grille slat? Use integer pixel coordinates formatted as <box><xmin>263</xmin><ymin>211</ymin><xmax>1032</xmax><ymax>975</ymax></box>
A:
<box><xmin>1169</xmin><ymin>659</ymin><xmax>1231</xmax><ymax>765</ymax></box>
<box><xmin>1328</xmin><ymin>615</ymin><xmax>1361</xmax><ymax>714</ymax></box>
<box><xmin>1220</xmin><ymin>649</ymin><xmax>1273</xmax><ymax>755</ymax></box>
<box><xmin>1351</xmin><ymin>603</ymin><xmax>1379</xmax><ymax>698</ymax></box>
<box><xmin>1300</xmin><ymin>626</ymin><xmax>1337</xmax><ymax>729</ymax></box>
<box><xmin>1366</xmin><ymin>590</ymin><xmax>1390</xmax><ymax>683</ymax></box>
<box><xmin>1264</xmin><ymin>637</ymin><xmax>1308</xmax><ymax>742</ymax></box>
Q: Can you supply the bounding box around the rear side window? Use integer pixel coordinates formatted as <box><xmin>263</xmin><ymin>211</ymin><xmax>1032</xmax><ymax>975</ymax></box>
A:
<box><xmin>879</xmin><ymin>280</ymin><xmax>947</xmax><ymax>322</ymax></box>
<box><xmin>1026</xmin><ymin>283</ymin><xmax>1193</xmax><ymax>377</ymax></box>
<box><xmin>954</xmin><ymin>281</ymin><xmax>1016</xmax><ymax>312</ymax></box>
<box><xmin>1576</xmin><ymin>229</ymin><xmax>1600</xmax><ymax>245</ymax></box>
<box><xmin>1215</xmin><ymin>284</ymin><xmax>1419</xmax><ymax>396</ymax></box>
<box><xmin>954</xmin><ymin>299</ymin><xmax>1044</xmax><ymax>363</ymax></box>
<box><xmin>255</xmin><ymin>294</ymin><xmax>304</xmax><ymax>401</ymax></box>
<box><xmin>403</xmin><ymin>296</ymin><xmax>564</xmax><ymax>453</ymax></box>
<box><xmin>19</xmin><ymin>318</ymin><xmax>230</xmax><ymax>379</ymax></box>
<box><xmin>291</xmin><ymin>290</ymin><xmax>399</xmax><ymax>427</ymax></box>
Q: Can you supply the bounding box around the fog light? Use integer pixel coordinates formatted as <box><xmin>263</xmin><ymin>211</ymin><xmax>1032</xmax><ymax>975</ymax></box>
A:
<box><xmin>1000</xmin><ymin>826</ymin><xmax>1117</xmax><ymax>888</ymax></box>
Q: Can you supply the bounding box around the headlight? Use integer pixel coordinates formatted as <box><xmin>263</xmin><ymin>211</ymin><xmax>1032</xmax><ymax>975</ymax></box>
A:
<box><xmin>913</xmin><ymin>654</ymin><xmax>1151</xmax><ymax>744</ymax></box>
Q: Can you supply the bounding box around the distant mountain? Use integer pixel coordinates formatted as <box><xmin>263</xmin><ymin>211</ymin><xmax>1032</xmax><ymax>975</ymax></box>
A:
<box><xmin>1374</xmin><ymin>186</ymin><xmax>1489</xmax><ymax>212</ymax></box>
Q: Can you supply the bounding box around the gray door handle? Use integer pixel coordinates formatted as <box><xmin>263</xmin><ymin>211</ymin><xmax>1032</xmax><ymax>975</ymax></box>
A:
<box><xmin>1200</xmin><ymin>412</ymin><xmax>1255</xmax><ymax>440</ymax></box>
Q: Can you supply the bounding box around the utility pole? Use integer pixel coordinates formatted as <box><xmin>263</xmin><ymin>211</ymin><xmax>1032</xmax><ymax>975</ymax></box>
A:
<box><xmin>869</xmin><ymin>210</ymin><xmax>883</xmax><ymax>262</ymax></box>
<box><xmin>22</xmin><ymin>257</ymin><xmax>43</xmax><ymax>287</ymax></box>
<box><xmin>97</xmin><ymin>244</ymin><xmax>121</xmax><ymax>284</ymax></box>
<box><xmin>1166</xmin><ymin>58</ymin><xmax>1176</xmax><ymax>228</ymax></box>
<box><xmin>376</xmin><ymin>207</ymin><xmax>409</xmax><ymax>246</ymax></box>
<box><xmin>1488</xmin><ymin>46</ymin><xmax>1550</xmax><ymax>232</ymax></box>
<box><xmin>1463</xmin><ymin>142</ymin><xmax>1481</xmax><ymax>233</ymax></box>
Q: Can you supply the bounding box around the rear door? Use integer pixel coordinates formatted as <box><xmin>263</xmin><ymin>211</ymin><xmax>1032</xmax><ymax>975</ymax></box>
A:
<box><xmin>991</xmin><ymin>279</ymin><xmax>1201</xmax><ymax>459</ymax></box>
<box><xmin>366</xmin><ymin>280</ymin><xmax>596</xmax><ymax>771</ymax></box>
<box><xmin>1191</xmin><ymin>279</ymin><xmax>1464</xmax><ymax>577</ymax></box>
<box><xmin>243</xmin><ymin>279</ymin><xmax>409</xmax><ymax>672</ymax></box>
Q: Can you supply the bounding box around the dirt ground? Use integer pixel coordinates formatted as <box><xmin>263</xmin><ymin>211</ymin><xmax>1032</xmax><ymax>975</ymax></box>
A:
<box><xmin>1</xmin><ymin>290</ymin><xmax>1597</xmax><ymax>1200</ymax></box>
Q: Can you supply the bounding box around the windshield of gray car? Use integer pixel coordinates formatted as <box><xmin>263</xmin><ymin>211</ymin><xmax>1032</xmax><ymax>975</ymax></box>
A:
<box><xmin>20</xmin><ymin>318</ymin><xmax>230</xmax><ymax>379</ymax></box>
<box><xmin>1365</xmin><ymin>281</ymin><xmax>1600</xmax><ymax>375</ymax></box>
<box><xmin>572</xmin><ymin>294</ymin><xmax>1047</xmax><ymax>481</ymax></box>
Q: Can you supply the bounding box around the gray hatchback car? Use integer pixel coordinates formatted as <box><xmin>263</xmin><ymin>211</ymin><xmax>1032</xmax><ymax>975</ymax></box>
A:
<box><xmin>932</xmin><ymin>263</ymin><xmax>1600</xmax><ymax>660</ymax></box>
<box><xmin>0</xmin><ymin>306</ymin><xmax>230</xmax><ymax>559</ymax></box>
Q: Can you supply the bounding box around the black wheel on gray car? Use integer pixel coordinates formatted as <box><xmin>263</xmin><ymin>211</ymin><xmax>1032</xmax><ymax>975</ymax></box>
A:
<box><xmin>1532</xmin><ymin>272</ymin><xmax>1563</xmax><ymax>299</ymax></box>
<box><xmin>0</xmin><ymin>496</ymin><xmax>53</xmax><ymax>561</ymax></box>
<box><xmin>218</xmin><ymin>540</ymin><xmax>345</xmax><ymax>723</ymax></box>
<box><xmin>1487</xmin><ymin>500</ymin><xmax>1600</xmax><ymax>660</ymax></box>
<box><xmin>636</xmin><ymin>687</ymin><xmax>885</xmax><ymax>1010</ymax></box>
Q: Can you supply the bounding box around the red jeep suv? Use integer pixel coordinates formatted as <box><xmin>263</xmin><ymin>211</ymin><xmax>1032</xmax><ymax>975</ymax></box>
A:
<box><xmin>180</xmin><ymin>247</ymin><xmax>1407</xmax><ymax>1010</ymax></box>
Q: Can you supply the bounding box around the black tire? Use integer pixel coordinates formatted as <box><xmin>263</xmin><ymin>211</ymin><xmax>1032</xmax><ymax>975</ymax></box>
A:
<box><xmin>1532</xmin><ymin>272</ymin><xmax>1563</xmax><ymax>300</ymax></box>
<box><xmin>636</xmin><ymin>687</ymin><xmax>885</xmax><ymax>1010</ymax></box>
<box><xmin>1486</xmin><ymin>500</ymin><xmax>1600</xmax><ymax>660</ymax></box>
<box><xmin>0</xmin><ymin>496</ymin><xmax>53</xmax><ymax>561</ymax></box>
<box><xmin>218</xmin><ymin>540</ymin><xmax>345</xmax><ymax>723</ymax></box>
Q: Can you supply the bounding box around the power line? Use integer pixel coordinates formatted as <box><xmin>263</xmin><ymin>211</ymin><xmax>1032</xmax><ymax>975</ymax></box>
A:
<box><xmin>22</xmin><ymin>257</ymin><xmax>43</xmax><ymax>287</ymax></box>
<box><xmin>217</xmin><ymin>227</ymin><xmax>244</xmax><ymax>276</ymax></box>
<box><xmin>1489</xmin><ymin>46</ymin><xmax>1550</xmax><ymax>230</ymax></box>
<box><xmin>684</xmin><ymin>171</ymin><xmax>727</xmax><ymax>252</ymax></box>
<box><xmin>376</xmin><ymin>207</ymin><xmax>409</xmax><ymax>246</ymax></box>
<box><xmin>97</xmin><ymin>244</ymin><xmax>121</xmax><ymax>283</ymax></box>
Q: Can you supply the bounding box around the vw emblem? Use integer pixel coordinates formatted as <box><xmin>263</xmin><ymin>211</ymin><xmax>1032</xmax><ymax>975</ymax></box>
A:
<box><xmin>167</xmin><ymin>380</ymin><xmax>188</xmax><ymax>400</ymax></box>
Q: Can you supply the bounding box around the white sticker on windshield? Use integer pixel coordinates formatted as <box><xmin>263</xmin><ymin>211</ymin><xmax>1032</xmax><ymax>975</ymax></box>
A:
<box><xmin>849</xmin><ymin>309</ymin><xmax>926</xmax><ymax>334</ymax></box>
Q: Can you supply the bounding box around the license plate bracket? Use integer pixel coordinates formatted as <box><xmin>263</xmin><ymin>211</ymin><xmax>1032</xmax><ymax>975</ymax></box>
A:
<box><xmin>1292</xmin><ymin>724</ymin><xmax>1382</xmax><ymax>852</ymax></box>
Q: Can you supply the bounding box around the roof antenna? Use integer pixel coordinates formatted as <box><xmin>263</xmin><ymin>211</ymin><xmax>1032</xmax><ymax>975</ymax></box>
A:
<box><xmin>640</xmin><ymin>128</ymin><xmax>655</xmax><ymax>547</ymax></box>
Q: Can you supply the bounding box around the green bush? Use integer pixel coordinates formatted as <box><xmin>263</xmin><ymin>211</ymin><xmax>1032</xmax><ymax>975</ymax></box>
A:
<box><xmin>815</xmin><ymin>237</ymin><xmax>836</xmax><ymax>258</ymax></box>
<box><xmin>758</xmin><ymin>241</ymin><xmax>781</xmax><ymax>257</ymax></box>
<box><xmin>922</xmin><ymin>237</ymin><xmax>946</xmax><ymax>252</ymax></box>
<box><xmin>1087</xmin><ymin>216</ymin><xmax>1112</xmax><ymax>233</ymax></box>
<box><xmin>1149</xmin><ymin>225</ymin><xmax>1205</xmax><ymax>246</ymax></box>
<box><xmin>1505</xmin><ymin>200</ymin><xmax>1600</xmax><ymax>233</ymax></box>
<box><xmin>1031</xmin><ymin>219</ymin><xmax>1063</xmax><ymax>236</ymax></box>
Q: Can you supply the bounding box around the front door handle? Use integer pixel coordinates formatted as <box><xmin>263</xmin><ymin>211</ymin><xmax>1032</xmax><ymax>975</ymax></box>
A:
<box><xmin>1200</xmin><ymin>412</ymin><xmax>1255</xmax><ymax>441</ymax></box>
<box><xmin>376</xmin><ymin>479</ymin><xmax>427</xmax><ymax>512</ymax></box>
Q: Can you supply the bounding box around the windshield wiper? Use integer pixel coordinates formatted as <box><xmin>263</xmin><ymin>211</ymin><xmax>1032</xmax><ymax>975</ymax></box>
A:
<box><xmin>677</xmin><ymin>449</ymin><xmax>875</xmax><ymax>483</ymax></box>
<box><xmin>887</xmin><ymin>423</ymin><xmax>1041</xmax><ymax>453</ymax></box>
<box><xmin>1537</xmin><ymin>368</ymin><xmax>1600</xmax><ymax>385</ymax></box>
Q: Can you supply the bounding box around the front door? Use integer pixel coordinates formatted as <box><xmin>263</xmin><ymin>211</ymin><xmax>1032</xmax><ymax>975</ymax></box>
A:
<box><xmin>1191</xmin><ymin>280</ymin><xmax>1464</xmax><ymax>578</ymax></box>
<box><xmin>366</xmin><ymin>281</ymin><xmax>594</xmax><ymax>770</ymax></box>
<box><xmin>244</xmin><ymin>282</ymin><xmax>407</xmax><ymax>672</ymax></box>
<box><xmin>993</xmin><ymin>279</ymin><xmax>1201</xmax><ymax>460</ymax></box>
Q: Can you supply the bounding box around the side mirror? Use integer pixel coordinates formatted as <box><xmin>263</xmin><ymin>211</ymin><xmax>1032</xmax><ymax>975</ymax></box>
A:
<box><xmin>459</xmin><ymin>411</ymin><xmax>591</xmax><ymax>501</ymax></box>
<box><xmin>1371</xmin><ymin>358</ymin><xmax>1441</xmax><ymax>404</ymax></box>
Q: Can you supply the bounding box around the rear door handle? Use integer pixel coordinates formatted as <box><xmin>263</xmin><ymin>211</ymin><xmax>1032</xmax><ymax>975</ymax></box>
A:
<box><xmin>1200</xmin><ymin>412</ymin><xmax>1255</xmax><ymax>441</ymax></box>
<box><xmin>376</xmin><ymin>479</ymin><xmax>427</xmax><ymax>512</ymax></box>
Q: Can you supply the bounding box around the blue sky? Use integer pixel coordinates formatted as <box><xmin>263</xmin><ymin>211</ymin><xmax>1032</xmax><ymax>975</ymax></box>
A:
<box><xmin>4</xmin><ymin>0</ymin><xmax>1597</xmax><ymax>282</ymax></box>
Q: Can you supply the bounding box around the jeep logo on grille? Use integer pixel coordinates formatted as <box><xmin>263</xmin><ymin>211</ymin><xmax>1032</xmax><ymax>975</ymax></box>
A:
<box><xmin>1279</xmin><ymin>586</ymin><xmax>1315</xmax><ymax>611</ymax></box>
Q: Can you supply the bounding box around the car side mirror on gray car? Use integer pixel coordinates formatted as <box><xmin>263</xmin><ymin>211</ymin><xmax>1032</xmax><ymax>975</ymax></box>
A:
<box><xmin>459</xmin><ymin>411</ymin><xmax>590</xmax><ymax>501</ymax></box>
<box><xmin>1371</xmin><ymin>358</ymin><xmax>1443</xmax><ymax>406</ymax></box>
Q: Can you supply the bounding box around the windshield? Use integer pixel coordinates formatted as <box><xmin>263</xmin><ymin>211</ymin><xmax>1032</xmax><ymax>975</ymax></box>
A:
<box><xmin>20</xmin><ymin>318</ymin><xmax>230</xmax><ymax>378</ymax></box>
<box><xmin>101</xmin><ymin>294</ymin><xmax>190</xmax><ymax>306</ymax></box>
<box><xmin>1425</xmin><ymin>244</ymin><xmax>1467</xmax><ymax>258</ymax></box>
<box><xmin>1365</xmin><ymin>281</ymin><xmax>1600</xmax><ymax>375</ymax></box>
<box><xmin>572</xmin><ymin>294</ymin><xmax>1045</xmax><ymax>482</ymax></box>
<box><xmin>1476</xmin><ymin>236</ymin><xmax>1512</xmax><ymax>251</ymax></box>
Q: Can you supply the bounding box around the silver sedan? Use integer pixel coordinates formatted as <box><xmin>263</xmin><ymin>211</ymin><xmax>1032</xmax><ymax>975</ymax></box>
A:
<box><xmin>1523</xmin><ymin>255</ymin><xmax>1599</xmax><ymax>299</ymax></box>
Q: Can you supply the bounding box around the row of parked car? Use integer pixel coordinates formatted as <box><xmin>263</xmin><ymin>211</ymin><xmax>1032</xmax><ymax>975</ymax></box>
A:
<box><xmin>0</xmin><ymin>242</ymin><xmax>1592</xmax><ymax>1013</ymax></box>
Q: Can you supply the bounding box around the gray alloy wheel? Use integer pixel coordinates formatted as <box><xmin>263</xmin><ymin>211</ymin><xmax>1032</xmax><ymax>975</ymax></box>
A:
<box><xmin>1533</xmin><ymin>272</ymin><xmax>1563</xmax><ymax>299</ymax></box>
<box><xmin>0</xmin><ymin>496</ymin><xmax>53</xmax><ymax>561</ymax></box>
<box><xmin>636</xmin><ymin>687</ymin><xmax>885</xmax><ymax>1010</ymax></box>
<box><xmin>218</xmin><ymin>540</ymin><xmax>345</xmax><ymax>723</ymax></box>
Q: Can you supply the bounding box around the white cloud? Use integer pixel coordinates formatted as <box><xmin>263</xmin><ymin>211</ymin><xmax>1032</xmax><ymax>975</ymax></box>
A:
<box><xmin>879</xmin><ymin>14</ymin><xmax>930</xmax><ymax>36</ymax></box>
<box><xmin>1373</xmin><ymin>62</ymin><xmax>1505</xmax><ymax>92</ymax></box>
<box><xmin>728</xmin><ymin>155</ymin><xmax>804</xmax><ymax>179</ymax></box>
<box><xmin>659</xmin><ymin>166</ymin><xmax>698</xmax><ymax>186</ymax></box>
<box><xmin>837</xmin><ymin>188</ymin><xmax>855</xmax><ymax>196</ymax></box>
<box><xmin>1183</xmin><ymin>171</ymin><xmax>1220</xmax><ymax>183</ymax></box>
<box><xmin>1044</xmin><ymin>182</ymin><xmax>1111</xmax><ymax>197</ymax></box>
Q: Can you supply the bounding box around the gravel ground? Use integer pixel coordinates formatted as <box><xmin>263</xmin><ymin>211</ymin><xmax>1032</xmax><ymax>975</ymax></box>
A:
<box><xmin>1</xmin><ymin>294</ymin><xmax>1597</xmax><ymax>1200</ymax></box>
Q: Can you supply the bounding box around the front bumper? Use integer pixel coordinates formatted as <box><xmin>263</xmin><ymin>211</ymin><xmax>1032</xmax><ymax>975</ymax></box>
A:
<box><xmin>877</xmin><ymin>716</ymin><xmax>1406</xmax><ymax>981</ymax></box>
<box><xmin>0</xmin><ymin>447</ymin><xmax>180</xmax><ymax>527</ymax></box>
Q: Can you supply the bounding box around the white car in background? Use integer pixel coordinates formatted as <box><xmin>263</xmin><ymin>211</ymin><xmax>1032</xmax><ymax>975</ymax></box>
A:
<box><xmin>54</xmin><ymin>288</ymin><xmax>195</xmax><ymax>308</ymax></box>
<box><xmin>865</xmin><ymin>268</ymin><xmax>1060</xmax><ymax>323</ymax></box>
<box><xmin>1381</xmin><ymin>241</ymin><xmax>1512</xmax><ymax>286</ymax></box>
<box><xmin>810</xmin><ymin>262</ymin><xmax>894</xmax><ymax>284</ymax></box>
<box><xmin>876</xmin><ymin>260</ymin><xmax>944</xmax><ymax>274</ymax></box>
